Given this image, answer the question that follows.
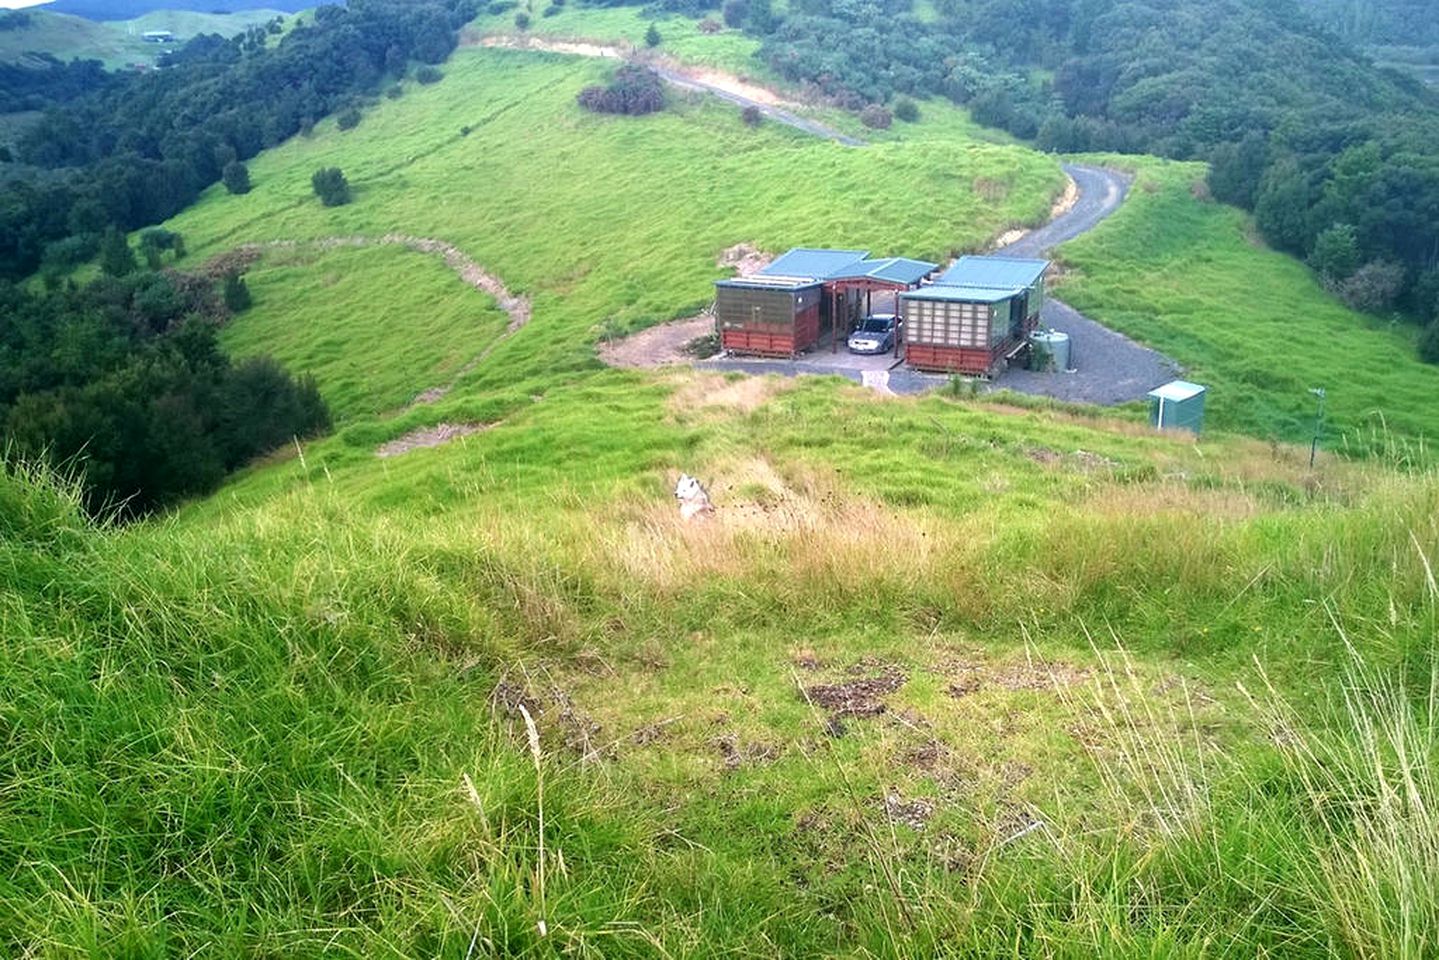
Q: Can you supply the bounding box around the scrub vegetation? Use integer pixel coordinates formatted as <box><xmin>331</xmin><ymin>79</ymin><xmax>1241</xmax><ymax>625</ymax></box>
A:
<box><xmin>5</xmin><ymin>10</ymin><xmax>1439</xmax><ymax>957</ymax></box>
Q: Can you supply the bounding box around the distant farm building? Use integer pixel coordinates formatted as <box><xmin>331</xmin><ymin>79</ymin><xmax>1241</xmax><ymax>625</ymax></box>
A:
<box><xmin>901</xmin><ymin>256</ymin><xmax>1049</xmax><ymax>376</ymax></box>
<box><xmin>715</xmin><ymin>248</ymin><xmax>936</xmax><ymax>358</ymax></box>
<box><xmin>142</xmin><ymin>30</ymin><xmax>175</xmax><ymax>43</ymax></box>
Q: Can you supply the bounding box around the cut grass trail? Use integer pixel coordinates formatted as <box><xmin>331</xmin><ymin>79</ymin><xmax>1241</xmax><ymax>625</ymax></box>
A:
<box><xmin>222</xmin><ymin>244</ymin><xmax>511</xmax><ymax>422</ymax></box>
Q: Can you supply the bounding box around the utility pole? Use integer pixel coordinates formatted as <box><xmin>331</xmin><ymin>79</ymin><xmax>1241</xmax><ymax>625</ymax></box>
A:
<box><xmin>1309</xmin><ymin>387</ymin><xmax>1326</xmax><ymax>469</ymax></box>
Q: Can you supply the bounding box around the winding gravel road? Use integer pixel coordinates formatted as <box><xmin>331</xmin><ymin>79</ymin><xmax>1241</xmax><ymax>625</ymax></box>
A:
<box><xmin>983</xmin><ymin>164</ymin><xmax>1181</xmax><ymax>405</ymax></box>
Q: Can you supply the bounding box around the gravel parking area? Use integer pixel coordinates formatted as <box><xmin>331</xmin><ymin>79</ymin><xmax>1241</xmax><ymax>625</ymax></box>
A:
<box><xmin>987</xmin><ymin>300</ymin><xmax>1179</xmax><ymax>404</ymax></box>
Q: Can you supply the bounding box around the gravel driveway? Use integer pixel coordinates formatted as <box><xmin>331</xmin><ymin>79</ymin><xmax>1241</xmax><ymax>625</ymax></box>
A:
<box><xmin>983</xmin><ymin>165</ymin><xmax>1182</xmax><ymax>404</ymax></box>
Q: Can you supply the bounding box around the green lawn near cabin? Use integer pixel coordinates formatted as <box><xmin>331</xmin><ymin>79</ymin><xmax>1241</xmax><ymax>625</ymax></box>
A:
<box><xmin>220</xmin><ymin>244</ymin><xmax>512</xmax><ymax>423</ymax></box>
<box><xmin>1058</xmin><ymin>157</ymin><xmax>1439</xmax><ymax>455</ymax></box>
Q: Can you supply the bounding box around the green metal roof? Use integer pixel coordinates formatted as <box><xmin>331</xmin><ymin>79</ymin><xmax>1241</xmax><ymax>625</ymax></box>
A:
<box><xmin>901</xmin><ymin>284</ymin><xmax>1022</xmax><ymax>304</ymax></box>
<box><xmin>759</xmin><ymin>248</ymin><xmax>869</xmax><ymax>280</ymax></box>
<box><xmin>829</xmin><ymin>257</ymin><xmax>938</xmax><ymax>286</ymax></box>
<box><xmin>936</xmin><ymin>255</ymin><xmax>1049</xmax><ymax>289</ymax></box>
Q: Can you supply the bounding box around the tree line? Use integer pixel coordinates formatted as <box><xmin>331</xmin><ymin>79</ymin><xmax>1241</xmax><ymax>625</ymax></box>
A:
<box><xmin>0</xmin><ymin>244</ymin><xmax>329</xmax><ymax>518</ymax></box>
<box><xmin>0</xmin><ymin>0</ymin><xmax>480</xmax><ymax>514</ymax></box>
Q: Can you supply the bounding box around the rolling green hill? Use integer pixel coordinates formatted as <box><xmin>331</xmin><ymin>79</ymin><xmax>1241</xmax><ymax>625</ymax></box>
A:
<box><xmin>5</xmin><ymin>22</ymin><xmax>1439</xmax><ymax>958</ymax></box>
<box><xmin>0</xmin><ymin>8</ymin><xmax>285</xmax><ymax>68</ymax></box>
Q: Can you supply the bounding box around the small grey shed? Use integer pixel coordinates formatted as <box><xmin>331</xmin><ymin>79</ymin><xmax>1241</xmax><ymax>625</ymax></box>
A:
<box><xmin>1148</xmin><ymin>380</ymin><xmax>1206</xmax><ymax>434</ymax></box>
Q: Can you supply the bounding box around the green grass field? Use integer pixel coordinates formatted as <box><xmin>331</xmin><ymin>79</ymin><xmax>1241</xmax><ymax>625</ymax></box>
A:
<box><xmin>221</xmin><ymin>244</ymin><xmax>512</xmax><ymax>422</ymax></box>
<box><xmin>1057</xmin><ymin>156</ymin><xmax>1439</xmax><ymax>455</ymax></box>
<box><xmin>6</xmin><ymin>25</ymin><xmax>1439</xmax><ymax>958</ymax></box>
<box><xmin>0</xmin><ymin>9</ymin><xmax>286</xmax><ymax>68</ymax></box>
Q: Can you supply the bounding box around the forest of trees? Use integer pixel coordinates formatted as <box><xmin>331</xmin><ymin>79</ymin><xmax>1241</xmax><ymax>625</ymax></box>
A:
<box><xmin>0</xmin><ymin>257</ymin><xmax>330</xmax><ymax>518</ymax></box>
<box><xmin>1298</xmin><ymin>0</ymin><xmax>1438</xmax><ymax>47</ymax></box>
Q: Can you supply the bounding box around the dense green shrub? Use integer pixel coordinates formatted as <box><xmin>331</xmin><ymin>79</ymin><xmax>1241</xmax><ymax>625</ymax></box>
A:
<box><xmin>1419</xmin><ymin>320</ymin><xmax>1439</xmax><ymax>364</ymax></box>
<box><xmin>893</xmin><ymin>96</ymin><xmax>919</xmax><ymax>122</ymax></box>
<box><xmin>223</xmin><ymin>273</ymin><xmax>252</xmax><ymax>313</ymax></box>
<box><xmin>337</xmin><ymin>107</ymin><xmax>362</xmax><ymax>130</ymax></box>
<box><xmin>311</xmin><ymin>167</ymin><xmax>351</xmax><ymax>207</ymax></box>
<box><xmin>221</xmin><ymin>160</ymin><xmax>252</xmax><ymax>195</ymax></box>
<box><xmin>416</xmin><ymin>65</ymin><xmax>444</xmax><ymax>84</ymax></box>
<box><xmin>859</xmin><ymin>104</ymin><xmax>892</xmax><ymax>129</ymax></box>
<box><xmin>98</xmin><ymin>228</ymin><xmax>136</xmax><ymax>278</ymax></box>
<box><xmin>1310</xmin><ymin>224</ymin><xmax>1360</xmax><ymax>282</ymax></box>
<box><xmin>578</xmin><ymin>65</ymin><xmax>665</xmax><ymax>116</ymax></box>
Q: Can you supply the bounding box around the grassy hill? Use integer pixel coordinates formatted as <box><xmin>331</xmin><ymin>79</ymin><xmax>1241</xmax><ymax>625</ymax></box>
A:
<box><xmin>0</xmin><ymin>8</ymin><xmax>285</xmax><ymax>68</ymax></box>
<box><xmin>5</xmin><ymin>27</ymin><xmax>1439</xmax><ymax>957</ymax></box>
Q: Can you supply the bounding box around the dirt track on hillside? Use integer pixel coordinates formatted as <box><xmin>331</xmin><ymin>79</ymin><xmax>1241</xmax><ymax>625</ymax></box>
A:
<box><xmin>472</xmin><ymin>33</ymin><xmax>864</xmax><ymax>145</ymax></box>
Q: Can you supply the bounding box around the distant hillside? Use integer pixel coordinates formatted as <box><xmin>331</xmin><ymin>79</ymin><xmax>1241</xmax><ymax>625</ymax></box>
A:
<box><xmin>0</xmin><ymin>8</ymin><xmax>285</xmax><ymax>68</ymax></box>
<box><xmin>38</xmin><ymin>0</ymin><xmax>313</xmax><ymax>20</ymax></box>
<box><xmin>1297</xmin><ymin>0</ymin><xmax>1438</xmax><ymax>47</ymax></box>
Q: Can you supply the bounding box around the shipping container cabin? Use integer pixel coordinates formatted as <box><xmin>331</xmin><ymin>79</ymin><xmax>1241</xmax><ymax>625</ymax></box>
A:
<box><xmin>900</xmin><ymin>285</ymin><xmax>1030</xmax><ymax>375</ymax></box>
<box><xmin>901</xmin><ymin>256</ymin><xmax>1049</xmax><ymax>376</ymax></box>
<box><xmin>714</xmin><ymin>275</ymin><xmax>825</xmax><ymax>358</ymax></box>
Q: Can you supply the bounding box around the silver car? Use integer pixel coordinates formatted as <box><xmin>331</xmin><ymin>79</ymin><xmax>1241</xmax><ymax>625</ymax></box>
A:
<box><xmin>846</xmin><ymin>314</ymin><xmax>897</xmax><ymax>355</ymax></box>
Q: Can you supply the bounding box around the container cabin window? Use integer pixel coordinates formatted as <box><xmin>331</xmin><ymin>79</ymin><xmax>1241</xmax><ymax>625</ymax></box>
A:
<box><xmin>909</xmin><ymin>300</ymin><xmax>988</xmax><ymax>348</ymax></box>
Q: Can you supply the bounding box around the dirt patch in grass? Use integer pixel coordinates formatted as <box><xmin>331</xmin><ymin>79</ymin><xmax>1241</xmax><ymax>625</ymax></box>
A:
<box><xmin>713</xmin><ymin>733</ymin><xmax>781</xmax><ymax>770</ymax></box>
<box><xmin>1051</xmin><ymin>174</ymin><xmax>1080</xmax><ymax>219</ymax></box>
<box><xmin>599</xmin><ymin>314</ymin><xmax>716</xmax><ymax>369</ymax></box>
<box><xmin>599</xmin><ymin>244</ymin><xmax>771</xmax><ymax>370</ymax></box>
<box><xmin>940</xmin><ymin>653</ymin><xmax>1091</xmax><ymax>698</ymax></box>
<box><xmin>375</xmin><ymin>421</ymin><xmax>494</xmax><ymax>457</ymax></box>
<box><xmin>718</xmin><ymin>242</ymin><xmax>773</xmax><ymax>275</ymax></box>
<box><xmin>881</xmin><ymin>791</ymin><xmax>936</xmax><ymax>829</ymax></box>
<box><xmin>474</xmin><ymin>34</ymin><xmax>626</xmax><ymax>59</ymax></box>
<box><xmin>804</xmin><ymin>669</ymin><xmax>907</xmax><ymax>717</ymax></box>
<box><xmin>666</xmin><ymin>373</ymin><xmax>793</xmax><ymax>417</ymax></box>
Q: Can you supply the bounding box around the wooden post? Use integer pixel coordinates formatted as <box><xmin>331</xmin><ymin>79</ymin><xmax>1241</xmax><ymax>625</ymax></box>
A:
<box><xmin>894</xmin><ymin>294</ymin><xmax>903</xmax><ymax>361</ymax></box>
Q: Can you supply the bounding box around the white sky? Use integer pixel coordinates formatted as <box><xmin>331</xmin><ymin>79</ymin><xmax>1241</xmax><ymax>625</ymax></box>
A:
<box><xmin>1</xmin><ymin>0</ymin><xmax>55</xmax><ymax>8</ymax></box>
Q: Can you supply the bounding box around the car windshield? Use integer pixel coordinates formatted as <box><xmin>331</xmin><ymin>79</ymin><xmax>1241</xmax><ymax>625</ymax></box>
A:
<box><xmin>858</xmin><ymin>317</ymin><xmax>893</xmax><ymax>333</ymax></box>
